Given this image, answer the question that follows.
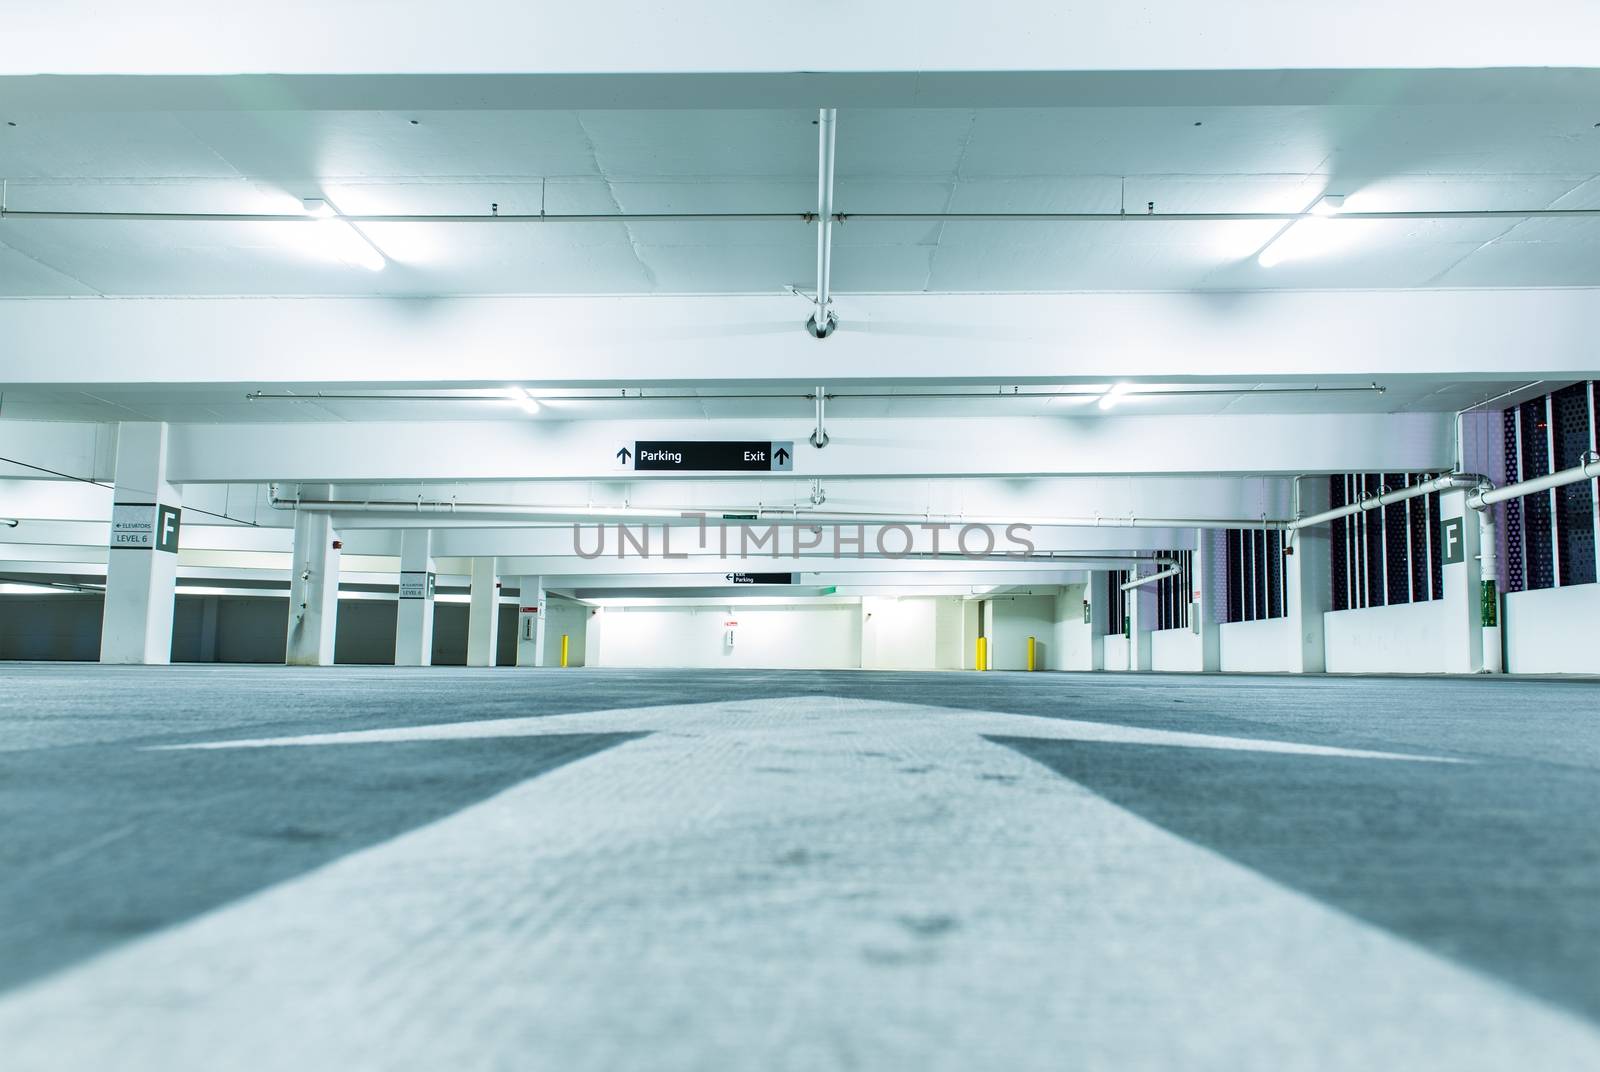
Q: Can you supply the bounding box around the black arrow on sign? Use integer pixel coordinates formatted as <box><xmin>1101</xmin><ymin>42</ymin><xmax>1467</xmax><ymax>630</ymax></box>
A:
<box><xmin>774</xmin><ymin>447</ymin><xmax>790</xmax><ymax>465</ymax></box>
<box><xmin>617</xmin><ymin>447</ymin><xmax>632</xmax><ymax>464</ymax></box>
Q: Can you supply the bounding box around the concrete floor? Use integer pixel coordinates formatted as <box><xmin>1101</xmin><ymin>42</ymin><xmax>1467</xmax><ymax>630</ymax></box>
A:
<box><xmin>2</xmin><ymin>664</ymin><xmax>1599</xmax><ymax>1070</ymax></box>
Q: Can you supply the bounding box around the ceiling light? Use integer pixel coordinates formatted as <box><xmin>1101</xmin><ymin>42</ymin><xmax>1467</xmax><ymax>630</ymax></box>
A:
<box><xmin>301</xmin><ymin>197</ymin><xmax>386</xmax><ymax>272</ymax></box>
<box><xmin>1097</xmin><ymin>383</ymin><xmax>1133</xmax><ymax>411</ymax></box>
<box><xmin>1257</xmin><ymin>194</ymin><xmax>1347</xmax><ymax>268</ymax></box>
<box><xmin>505</xmin><ymin>386</ymin><xmax>541</xmax><ymax>415</ymax></box>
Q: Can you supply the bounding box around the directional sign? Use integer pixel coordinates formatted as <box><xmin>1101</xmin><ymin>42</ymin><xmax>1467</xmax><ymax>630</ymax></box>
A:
<box><xmin>624</xmin><ymin>441</ymin><xmax>794</xmax><ymax>472</ymax></box>
<box><xmin>398</xmin><ymin>571</ymin><xmax>436</xmax><ymax>600</ymax></box>
<box><xmin>725</xmin><ymin>572</ymin><xmax>797</xmax><ymax>585</ymax></box>
<box><xmin>110</xmin><ymin>502</ymin><xmax>181</xmax><ymax>553</ymax></box>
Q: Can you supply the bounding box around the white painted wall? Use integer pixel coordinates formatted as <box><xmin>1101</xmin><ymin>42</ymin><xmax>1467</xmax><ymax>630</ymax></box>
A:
<box><xmin>541</xmin><ymin>595</ymin><xmax>589</xmax><ymax>667</ymax></box>
<box><xmin>862</xmin><ymin>597</ymin><xmax>934</xmax><ymax>670</ymax></box>
<box><xmin>1505</xmin><ymin>584</ymin><xmax>1600</xmax><ymax>674</ymax></box>
<box><xmin>594</xmin><ymin>604</ymin><xmax>861</xmax><ymax>670</ymax></box>
<box><xmin>933</xmin><ymin>598</ymin><xmax>964</xmax><ymax>670</ymax></box>
<box><xmin>1053</xmin><ymin>585</ymin><xmax>1096</xmax><ymax>670</ymax></box>
<box><xmin>1324</xmin><ymin>601</ymin><xmax>1450</xmax><ymax>674</ymax></box>
<box><xmin>1103</xmin><ymin>635</ymin><xmax>1131</xmax><ymax>672</ymax></box>
<box><xmin>1151</xmin><ymin>627</ymin><xmax>1203</xmax><ymax>672</ymax></box>
<box><xmin>1218</xmin><ymin>618</ymin><xmax>1295</xmax><ymax>672</ymax></box>
<box><xmin>988</xmin><ymin>594</ymin><xmax>1055</xmax><ymax>671</ymax></box>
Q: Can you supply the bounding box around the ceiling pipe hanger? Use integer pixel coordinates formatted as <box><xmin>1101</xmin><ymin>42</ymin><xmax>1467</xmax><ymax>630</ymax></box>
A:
<box><xmin>810</xmin><ymin>383</ymin><xmax>830</xmax><ymax>448</ymax></box>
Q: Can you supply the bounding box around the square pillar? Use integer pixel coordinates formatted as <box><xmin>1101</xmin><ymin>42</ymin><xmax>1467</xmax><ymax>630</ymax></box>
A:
<box><xmin>1287</xmin><ymin>481</ymin><xmax>1331</xmax><ymax>673</ymax></box>
<box><xmin>1438</xmin><ymin>488</ymin><xmax>1486</xmax><ymax>674</ymax></box>
<box><xmin>1128</xmin><ymin>579</ymin><xmax>1154</xmax><ymax>671</ymax></box>
<box><xmin>1192</xmin><ymin>530</ymin><xmax>1223</xmax><ymax>672</ymax></box>
<box><xmin>394</xmin><ymin>529</ymin><xmax>435</xmax><ymax>666</ymax></box>
<box><xmin>515</xmin><ymin>575</ymin><xmax>547</xmax><ymax>667</ymax></box>
<box><xmin>286</xmin><ymin>506</ymin><xmax>340</xmax><ymax>666</ymax></box>
<box><xmin>467</xmin><ymin>557</ymin><xmax>501</xmax><ymax>667</ymax></box>
<box><xmin>101</xmin><ymin>423</ymin><xmax>183</xmax><ymax>664</ymax></box>
<box><xmin>1081</xmin><ymin>572</ymin><xmax>1109</xmax><ymax>670</ymax></box>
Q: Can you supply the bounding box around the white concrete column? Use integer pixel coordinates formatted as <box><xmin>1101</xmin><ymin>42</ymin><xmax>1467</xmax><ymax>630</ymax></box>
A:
<box><xmin>1286</xmin><ymin>481</ymin><xmax>1331</xmax><ymax>673</ymax></box>
<box><xmin>394</xmin><ymin>529</ymin><xmax>435</xmax><ymax>666</ymax></box>
<box><xmin>100</xmin><ymin>423</ymin><xmax>183</xmax><ymax>664</ymax></box>
<box><xmin>1438</xmin><ymin>488</ymin><xmax>1487</xmax><ymax>674</ymax></box>
<box><xmin>1128</xmin><ymin>580</ymin><xmax>1154</xmax><ymax>671</ymax></box>
<box><xmin>1192</xmin><ymin>529</ymin><xmax>1223</xmax><ymax>672</ymax></box>
<box><xmin>1082</xmin><ymin>572</ymin><xmax>1109</xmax><ymax>670</ymax></box>
<box><xmin>467</xmin><ymin>557</ymin><xmax>501</xmax><ymax>667</ymax></box>
<box><xmin>286</xmin><ymin>505</ymin><xmax>341</xmax><ymax>666</ymax></box>
<box><xmin>515</xmin><ymin>575</ymin><xmax>547</xmax><ymax>667</ymax></box>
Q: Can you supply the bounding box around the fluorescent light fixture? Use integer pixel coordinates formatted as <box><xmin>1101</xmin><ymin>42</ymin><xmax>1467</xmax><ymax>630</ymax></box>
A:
<box><xmin>505</xmin><ymin>386</ymin><xmax>542</xmax><ymax>415</ymax></box>
<box><xmin>1257</xmin><ymin>194</ymin><xmax>1347</xmax><ymax>268</ymax></box>
<box><xmin>301</xmin><ymin>197</ymin><xmax>386</xmax><ymax>272</ymax></box>
<box><xmin>1097</xmin><ymin>382</ymin><xmax>1133</xmax><ymax>411</ymax></box>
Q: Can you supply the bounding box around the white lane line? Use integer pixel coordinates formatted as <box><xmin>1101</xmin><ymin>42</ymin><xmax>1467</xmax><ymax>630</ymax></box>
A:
<box><xmin>3</xmin><ymin>697</ymin><xmax>1583</xmax><ymax>1072</ymax></box>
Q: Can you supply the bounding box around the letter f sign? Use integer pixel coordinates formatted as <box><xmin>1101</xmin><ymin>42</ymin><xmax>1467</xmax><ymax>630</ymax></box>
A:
<box><xmin>1440</xmin><ymin>516</ymin><xmax>1465</xmax><ymax>565</ymax></box>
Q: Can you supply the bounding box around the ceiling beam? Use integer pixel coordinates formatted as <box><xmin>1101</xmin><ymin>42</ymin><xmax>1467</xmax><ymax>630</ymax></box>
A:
<box><xmin>6</xmin><ymin>3</ymin><xmax>1598</xmax><ymax>80</ymax></box>
<box><xmin>149</xmin><ymin>413</ymin><xmax>1448</xmax><ymax>482</ymax></box>
<box><xmin>3</xmin><ymin>290</ymin><xmax>1597</xmax><ymax>388</ymax></box>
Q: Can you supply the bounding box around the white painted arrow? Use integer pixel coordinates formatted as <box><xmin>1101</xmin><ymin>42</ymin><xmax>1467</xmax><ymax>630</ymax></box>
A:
<box><xmin>4</xmin><ymin>697</ymin><xmax>1592</xmax><ymax>1072</ymax></box>
<box><xmin>148</xmin><ymin>701</ymin><xmax>1466</xmax><ymax>763</ymax></box>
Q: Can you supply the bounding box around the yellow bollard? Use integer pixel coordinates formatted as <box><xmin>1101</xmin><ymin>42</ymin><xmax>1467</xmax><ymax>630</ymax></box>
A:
<box><xmin>560</xmin><ymin>633</ymin><xmax>570</xmax><ymax>668</ymax></box>
<box><xmin>1027</xmin><ymin>635</ymin><xmax>1036</xmax><ymax>671</ymax></box>
<box><xmin>975</xmin><ymin>636</ymin><xmax>988</xmax><ymax>671</ymax></box>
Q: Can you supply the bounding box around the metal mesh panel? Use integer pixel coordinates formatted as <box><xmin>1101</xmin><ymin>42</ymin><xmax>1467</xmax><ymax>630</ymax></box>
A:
<box><xmin>1363</xmin><ymin>474</ymin><xmax>1386</xmax><ymax>607</ymax></box>
<box><xmin>1520</xmin><ymin>398</ymin><xmax>1555</xmax><ymax>590</ymax></box>
<box><xmin>1553</xmin><ymin>382</ymin><xmax>1596</xmax><ymax>587</ymax></box>
<box><xmin>1427</xmin><ymin>490</ymin><xmax>1443</xmax><ymax>601</ymax></box>
<box><xmin>1225</xmin><ymin>530</ymin><xmax>1243</xmax><ymax>623</ymax></box>
<box><xmin>1408</xmin><ymin>481</ymin><xmax>1429</xmax><ymax>602</ymax></box>
<box><xmin>1384</xmin><ymin>473</ymin><xmax>1411</xmax><ymax>605</ymax></box>
<box><xmin>1329</xmin><ymin>475</ymin><xmax>1349</xmax><ymax>611</ymax></box>
<box><xmin>1266</xmin><ymin>530</ymin><xmax>1283</xmax><ymax>619</ymax></box>
<box><xmin>1503</xmin><ymin>409</ymin><xmax>1525</xmax><ymax>594</ymax></box>
<box><xmin>1156</xmin><ymin>553</ymin><xmax>1173</xmax><ymax>630</ymax></box>
<box><xmin>1155</xmin><ymin>549</ymin><xmax>1192</xmax><ymax>630</ymax></box>
<box><xmin>1248</xmin><ymin>531</ymin><xmax>1260</xmax><ymax>620</ymax></box>
<box><xmin>1107</xmin><ymin>571</ymin><xmax>1127</xmax><ymax>635</ymax></box>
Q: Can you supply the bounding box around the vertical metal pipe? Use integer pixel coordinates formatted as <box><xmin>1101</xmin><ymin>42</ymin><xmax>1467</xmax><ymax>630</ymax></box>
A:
<box><xmin>1541</xmin><ymin>397</ymin><xmax>1559</xmax><ymax>585</ymax></box>
<box><xmin>1479</xmin><ymin>504</ymin><xmax>1503</xmax><ymax>673</ymax></box>
<box><xmin>812</xmin><ymin>108</ymin><xmax>838</xmax><ymax>337</ymax></box>
<box><xmin>1403</xmin><ymin>474</ymin><xmax>1415</xmax><ymax>604</ymax></box>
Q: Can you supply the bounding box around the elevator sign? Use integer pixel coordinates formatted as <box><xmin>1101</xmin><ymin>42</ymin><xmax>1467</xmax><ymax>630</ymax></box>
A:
<box><xmin>617</xmin><ymin>441</ymin><xmax>794</xmax><ymax>472</ymax></box>
<box><xmin>398</xmin><ymin>571</ymin><xmax>436</xmax><ymax>600</ymax></box>
<box><xmin>110</xmin><ymin>502</ymin><xmax>181</xmax><ymax>553</ymax></box>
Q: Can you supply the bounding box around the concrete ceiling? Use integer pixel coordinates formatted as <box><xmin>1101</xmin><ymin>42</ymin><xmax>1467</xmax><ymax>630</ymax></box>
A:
<box><xmin>2</xmin><ymin>99</ymin><xmax>1599</xmax><ymax>297</ymax></box>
